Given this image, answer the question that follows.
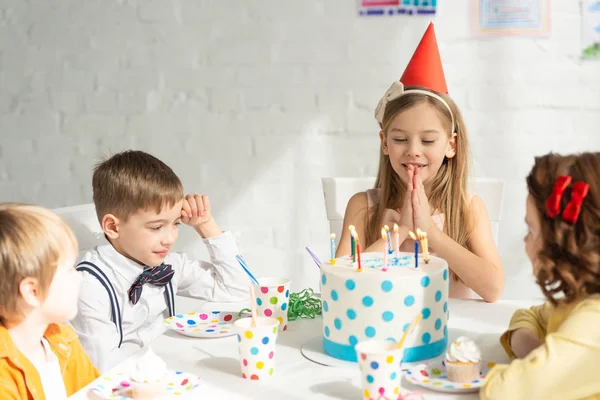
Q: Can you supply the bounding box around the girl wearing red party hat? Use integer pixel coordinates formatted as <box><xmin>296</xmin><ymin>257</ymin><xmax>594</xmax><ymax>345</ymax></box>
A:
<box><xmin>337</xmin><ymin>23</ymin><xmax>504</xmax><ymax>302</ymax></box>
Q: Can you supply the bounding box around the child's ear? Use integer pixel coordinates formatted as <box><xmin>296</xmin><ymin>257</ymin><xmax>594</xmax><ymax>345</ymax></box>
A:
<box><xmin>445</xmin><ymin>132</ymin><xmax>457</xmax><ymax>159</ymax></box>
<box><xmin>19</xmin><ymin>277</ymin><xmax>42</xmax><ymax>308</ymax></box>
<box><xmin>379</xmin><ymin>131</ymin><xmax>389</xmax><ymax>155</ymax></box>
<box><xmin>102</xmin><ymin>214</ymin><xmax>120</xmax><ymax>240</ymax></box>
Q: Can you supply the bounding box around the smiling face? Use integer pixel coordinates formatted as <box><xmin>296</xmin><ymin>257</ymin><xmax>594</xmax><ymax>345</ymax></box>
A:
<box><xmin>380</xmin><ymin>101</ymin><xmax>456</xmax><ymax>186</ymax></box>
<box><xmin>106</xmin><ymin>200</ymin><xmax>184</xmax><ymax>267</ymax></box>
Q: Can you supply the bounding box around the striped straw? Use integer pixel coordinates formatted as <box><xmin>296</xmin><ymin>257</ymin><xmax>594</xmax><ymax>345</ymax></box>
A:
<box><xmin>305</xmin><ymin>246</ymin><xmax>323</xmax><ymax>268</ymax></box>
<box><xmin>235</xmin><ymin>255</ymin><xmax>260</xmax><ymax>285</ymax></box>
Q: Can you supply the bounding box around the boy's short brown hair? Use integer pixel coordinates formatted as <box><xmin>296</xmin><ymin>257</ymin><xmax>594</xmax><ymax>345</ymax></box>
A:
<box><xmin>0</xmin><ymin>204</ymin><xmax>78</xmax><ymax>322</ymax></box>
<box><xmin>92</xmin><ymin>150</ymin><xmax>184</xmax><ymax>222</ymax></box>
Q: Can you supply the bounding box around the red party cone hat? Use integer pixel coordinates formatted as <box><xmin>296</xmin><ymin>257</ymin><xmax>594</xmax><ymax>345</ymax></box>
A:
<box><xmin>400</xmin><ymin>22</ymin><xmax>448</xmax><ymax>94</ymax></box>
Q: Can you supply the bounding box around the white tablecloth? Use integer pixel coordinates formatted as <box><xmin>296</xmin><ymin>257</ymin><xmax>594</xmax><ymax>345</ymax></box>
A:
<box><xmin>70</xmin><ymin>298</ymin><xmax>539</xmax><ymax>400</ymax></box>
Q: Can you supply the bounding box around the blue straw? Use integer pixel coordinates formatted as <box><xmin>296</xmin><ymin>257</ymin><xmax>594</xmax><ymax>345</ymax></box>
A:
<box><xmin>305</xmin><ymin>246</ymin><xmax>323</xmax><ymax>268</ymax></box>
<box><xmin>235</xmin><ymin>254</ymin><xmax>260</xmax><ymax>285</ymax></box>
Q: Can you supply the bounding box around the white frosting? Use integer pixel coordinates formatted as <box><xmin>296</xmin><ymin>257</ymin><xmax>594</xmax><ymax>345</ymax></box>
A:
<box><xmin>445</xmin><ymin>336</ymin><xmax>481</xmax><ymax>363</ymax></box>
<box><xmin>131</xmin><ymin>347</ymin><xmax>168</xmax><ymax>383</ymax></box>
<box><xmin>320</xmin><ymin>251</ymin><xmax>449</xmax><ymax>361</ymax></box>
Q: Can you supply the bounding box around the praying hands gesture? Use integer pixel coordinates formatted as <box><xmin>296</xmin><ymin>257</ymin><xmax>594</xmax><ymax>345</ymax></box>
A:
<box><xmin>397</xmin><ymin>165</ymin><xmax>435</xmax><ymax>234</ymax></box>
<box><xmin>410</xmin><ymin>167</ymin><xmax>435</xmax><ymax>233</ymax></box>
<box><xmin>181</xmin><ymin>194</ymin><xmax>222</xmax><ymax>238</ymax></box>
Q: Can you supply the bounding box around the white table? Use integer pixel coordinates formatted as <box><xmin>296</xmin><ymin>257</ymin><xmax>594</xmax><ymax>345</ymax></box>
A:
<box><xmin>71</xmin><ymin>298</ymin><xmax>539</xmax><ymax>400</ymax></box>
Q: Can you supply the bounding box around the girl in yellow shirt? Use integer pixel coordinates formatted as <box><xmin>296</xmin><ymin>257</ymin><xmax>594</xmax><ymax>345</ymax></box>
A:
<box><xmin>481</xmin><ymin>152</ymin><xmax>600</xmax><ymax>400</ymax></box>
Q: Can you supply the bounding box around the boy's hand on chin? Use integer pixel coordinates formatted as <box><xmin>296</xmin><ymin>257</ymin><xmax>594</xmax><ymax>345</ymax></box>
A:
<box><xmin>181</xmin><ymin>194</ymin><xmax>221</xmax><ymax>238</ymax></box>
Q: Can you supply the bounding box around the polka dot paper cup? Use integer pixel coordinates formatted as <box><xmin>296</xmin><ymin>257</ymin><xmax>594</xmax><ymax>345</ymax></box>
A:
<box><xmin>251</xmin><ymin>277</ymin><xmax>291</xmax><ymax>332</ymax></box>
<box><xmin>233</xmin><ymin>316</ymin><xmax>280</xmax><ymax>381</ymax></box>
<box><xmin>355</xmin><ymin>339</ymin><xmax>404</xmax><ymax>400</ymax></box>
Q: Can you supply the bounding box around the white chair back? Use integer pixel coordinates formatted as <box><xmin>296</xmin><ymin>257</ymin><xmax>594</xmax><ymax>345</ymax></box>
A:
<box><xmin>468</xmin><ymin>177</ymin><xmax>505</xmax><ymax>246</ymax></box>
<box><xmin>321</xmin><ymin>177</ymin><xmax>505</xmax><ymax>246</ymax></box>
<box><xmin>321</xmin><ymin>177</ymin><xmax>376</xmax><ymax>246</ymax></box>
<box><xmin>53</xmin><ymin>203</ymin><xmax>107</xmax><ymax>251</ymax></box>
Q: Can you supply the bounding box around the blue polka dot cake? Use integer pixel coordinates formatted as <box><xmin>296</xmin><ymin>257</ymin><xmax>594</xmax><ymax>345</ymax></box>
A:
<box><xmin>320</xmin><ymin>251</ymin><xmax>449</xmax><ymax>363</ymax></box>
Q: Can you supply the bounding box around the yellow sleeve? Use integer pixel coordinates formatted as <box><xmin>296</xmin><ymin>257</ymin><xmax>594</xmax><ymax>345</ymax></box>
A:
<box><xmin>499</xmin><ymin>301</ymin><xmax>552</xmax><ymax>358</ymax></box>
<box><xmin>481</xmin><ymin>298</ymin><xmax>600</xmax><ymax>400</ymax></box>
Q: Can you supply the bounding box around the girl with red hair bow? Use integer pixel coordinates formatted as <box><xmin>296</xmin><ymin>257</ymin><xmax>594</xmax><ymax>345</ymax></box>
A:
<box><xmin>481</xmin><ymin>152</ymin><xmax>600</xmax><ymax>400</ymax></box>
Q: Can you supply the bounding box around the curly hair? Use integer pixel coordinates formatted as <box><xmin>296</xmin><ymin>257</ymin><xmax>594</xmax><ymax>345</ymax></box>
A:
<box><xmin>526</xmin><ymin>152</ymin><xmax>600</xmax><ymax>305</ymax></box>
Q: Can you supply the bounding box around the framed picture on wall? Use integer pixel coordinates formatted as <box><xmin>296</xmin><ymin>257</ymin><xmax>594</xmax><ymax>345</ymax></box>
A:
<box><xmin>471</xmin><ymin>0</ymin><xmax>551</xmax><ymax>37</ymax></box>
<box><xmin>582</xmin><ymin>0</ymin><xmax>600</xmax><ymax>59</ymax></box>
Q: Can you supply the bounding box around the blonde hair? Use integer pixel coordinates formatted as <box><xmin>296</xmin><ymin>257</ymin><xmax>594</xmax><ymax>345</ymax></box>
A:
<box><xmin>0</xmin><ymin>203</ymin><xmax>78</xmax><ymax>322</ymax></box>
<box><xmin>526</xmin><ymin>152</ymin><xmax>600</xmax><ymax>305</ymax></box>
<box><xmin>92</xmin><ymin>150</ymin><xmax>184</xmax><ymax>222</ymax></box>
<box><xmin>366</xmin><ymin>86</ymin><xmax>472</xmax><ymax>278</ymax></box>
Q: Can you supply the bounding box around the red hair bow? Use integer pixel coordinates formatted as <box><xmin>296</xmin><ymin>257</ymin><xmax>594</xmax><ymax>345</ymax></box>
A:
<box><xmin>546</xmin><ymin>176</ymin><xmax>571</xmax><ymax>218</ymax></box>
<box><xmin>545</xmin><ymin>175</ymin><xmax>590</xmax><ymax>223</ymax></box>
<box><xmin>562</xmin><ymin>182</ymin><xmax>590</xmax><ymax>223</ymax></box>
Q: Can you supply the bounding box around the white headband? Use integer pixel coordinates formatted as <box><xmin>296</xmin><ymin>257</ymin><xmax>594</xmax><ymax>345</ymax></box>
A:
<box><xmin>374</xmin><ymin>81</ymin><xmax>455</xmax><ymax>132</ymax></box>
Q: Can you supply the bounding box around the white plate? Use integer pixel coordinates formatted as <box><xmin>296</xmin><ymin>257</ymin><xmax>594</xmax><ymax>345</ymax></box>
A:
<box><xmin>90</xmin><ymin>370</ymin><xmax>200</xmax><ymax>399</ymax></box>
<box><xmin>164</xmin><ymin>311</ymin><xmax>248</xmax><ymax>338</ymax></box>
<box><xmin>405</xmin><ymin>360</ymin><xmax>496</xmax><ymax>394</ymax></box>
<box><xmin>301</xmin><ymin>336</ymin><xmax>356</xmax><ymax>369</ymax></box>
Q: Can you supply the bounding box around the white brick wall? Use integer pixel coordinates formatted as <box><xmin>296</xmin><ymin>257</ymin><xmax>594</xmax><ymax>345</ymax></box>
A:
<box><xmin>1</xmin><ymin>0</ymin><xmax>599</xmax><ymax>299</ymax></box>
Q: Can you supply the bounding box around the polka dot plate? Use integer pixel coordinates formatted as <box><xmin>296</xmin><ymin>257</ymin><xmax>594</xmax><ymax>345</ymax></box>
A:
<box><xmin>90</xmin><ymin>370</ymin><xmax>200</xmax><ymax>399</ymax></box>
<box><xmin>406</xmin><ymin>360</ymin><xmax>496</xmax><ymax>394</ymax></box>
<box><xmin>164</xmin><ymin>311</ymin><xmax>247</xmax><ymax>338</ymax></box>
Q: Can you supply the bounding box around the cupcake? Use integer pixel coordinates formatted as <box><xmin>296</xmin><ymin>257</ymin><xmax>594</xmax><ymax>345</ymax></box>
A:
<box><xmin>130</xmin><ymin>346</ymin><xmax>168</xmax><ymax>399</ymax></box>
<box><xmin>445</xmin><ymin>336</ymin><xmax>482</xmax><ymax>383</ymax></box>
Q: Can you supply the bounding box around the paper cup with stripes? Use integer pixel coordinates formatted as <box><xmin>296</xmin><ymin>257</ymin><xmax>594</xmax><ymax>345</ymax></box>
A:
<box><xmin>233</xmin><ymin>316</ymin><xmax>280</xmax><ymax>380</ymax></box>
<box><xmin>251</xmin><ymin>277</ymin><xmax>291</xmax><ymax>332</ymax></box>
<box><xmin>355</xmin><ymin>339</ymin><xmax>405</xmax><ymax>400</ymax></box>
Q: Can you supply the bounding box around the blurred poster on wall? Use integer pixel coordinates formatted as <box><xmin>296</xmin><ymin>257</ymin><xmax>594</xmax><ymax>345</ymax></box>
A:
<box><xmin>358</xmin><ymin>0</ymin><xmax>437</xmax><ymax>17</ymax></box>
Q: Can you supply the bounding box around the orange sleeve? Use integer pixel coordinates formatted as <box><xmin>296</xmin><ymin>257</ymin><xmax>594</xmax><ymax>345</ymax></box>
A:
<box><xmin>0</xmin><ymin>378</ymin><xmax>25</xmax><ymax>400</ymax></box>
<box><xmin>63</xmin><ymin>332</ymin><xmax>101</xmax><ymax>396</ymax></box>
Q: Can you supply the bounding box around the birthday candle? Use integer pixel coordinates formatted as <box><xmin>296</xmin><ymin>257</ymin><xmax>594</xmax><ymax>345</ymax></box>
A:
<box><xmin>408</xmin><ymin>230</ymin><xmax>419</xmax><ymax>268</ymax></box>
<box><xmin>415</xmin><ymin>240</ymin><xmax>419</xmax><ymax>269</ymax></box>
<box><xmin>393</xmin><ymin>223</ymin><xmax>400</xmax><ymax>257</ymax></box>
<box><xmin>381</xmin><ymin>228</ymin><xmax>388</xmax><ymax>272</ymax></box>
<box><xmin>330</xmin><ymin>233</ymin><xmax>336</xmax><ymax>265</ymax></box>
<box><xmin>352</xmin><ymin>228</ymin><xmax>358</xmax><ymax>263</ymax></box>
<box><xmin>357</xmin><ymin>242</ymin><xmax>362</xmax><ymax>272</ymax></box>
<box><xmin>349</xmin><ymin>225</ymin><xmax>356</xmax><ymax>261</ymax></box>
<box><xmin>384</xmin><ymin>224</ymin><xmax>392</xmax><ymax>254</ymax></box>
<box><xmin>422</xmin><ymin>231</ymin><xmax>430</xmax><ymax>264</ymax></box>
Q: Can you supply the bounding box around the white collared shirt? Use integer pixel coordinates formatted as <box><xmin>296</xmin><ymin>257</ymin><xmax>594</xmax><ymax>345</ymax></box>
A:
<box><xmin>32</xmin><ymin>338</ymin><xmax>68</xmax><ymax>400</ymax></box>
<box><xmin>70</xmin><ymin>231</ymin><xmax>250</xmax><ymax>372</ymax></box>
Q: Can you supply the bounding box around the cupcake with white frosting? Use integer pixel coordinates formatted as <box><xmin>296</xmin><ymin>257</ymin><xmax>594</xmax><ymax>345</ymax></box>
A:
<box><xmin>130</xmin><ymin>347</ymin><xmax>168</xmax><ymax>399</ymax></box>
<box><xmin>445</xmin><ymin>336</ymin><xmax>482</xmax><ymax>383</ymax></box>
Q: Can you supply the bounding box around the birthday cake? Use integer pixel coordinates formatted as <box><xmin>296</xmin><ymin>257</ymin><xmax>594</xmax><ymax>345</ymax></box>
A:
<box><xmin>319</xmin><ymin>251</ymin><xmax>449</xmax><ymax>362</ymax></box>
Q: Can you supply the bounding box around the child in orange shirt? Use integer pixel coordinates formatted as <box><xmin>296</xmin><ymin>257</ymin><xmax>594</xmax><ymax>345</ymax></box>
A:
<box><xmin>0</xmin><ymin>204</ymin><xmax>100</xmax><ymax>399</ymax></box>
